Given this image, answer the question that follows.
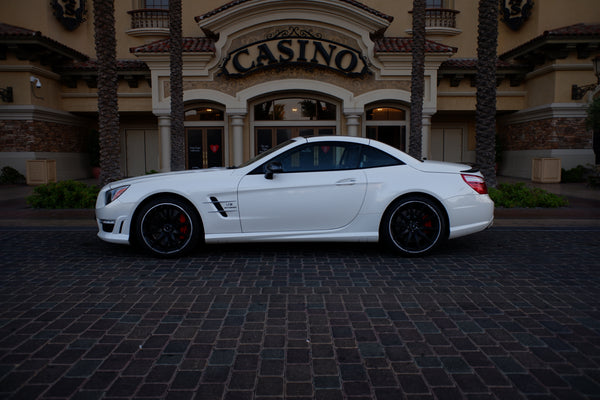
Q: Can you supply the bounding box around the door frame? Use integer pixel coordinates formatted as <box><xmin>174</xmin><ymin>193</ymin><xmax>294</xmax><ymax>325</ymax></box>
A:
<box><xmin>253</xmin><ymin>126</ymin><xmax>337</xmax><ymax>155</ymax></box>
<box><xmin>250</xmin><ymin>94</ymin><xmax>340</xmax><ymax>158</ymax></box>
<box><xmin>185</xmin><ymin>127</ymin><xmax>225</xmax><ymax>169</ymax></box>
<box><xmin>429</xmin><ymin>123</ymin><xmax>471</xmax><ymax>163</ymax></box>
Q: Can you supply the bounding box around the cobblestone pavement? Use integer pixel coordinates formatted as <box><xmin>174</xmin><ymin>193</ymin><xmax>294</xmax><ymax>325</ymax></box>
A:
<box><xmin>0</xmin><ymin>227</ymin><xmax>599</xmax><ymax>400</ymax></box>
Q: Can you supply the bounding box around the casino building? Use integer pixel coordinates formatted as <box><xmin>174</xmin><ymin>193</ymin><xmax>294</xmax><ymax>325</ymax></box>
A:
<box><xmin>0</xmin><ymin>0</ymin><xmax>599</xmax><ymax>181</ymax></box>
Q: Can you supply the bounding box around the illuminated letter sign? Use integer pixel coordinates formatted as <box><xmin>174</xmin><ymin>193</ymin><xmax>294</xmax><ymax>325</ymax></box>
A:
<box><xmin>221</xmin><ymin>28</ymin><xmax>369</xmax><ymax>78</ymax></box>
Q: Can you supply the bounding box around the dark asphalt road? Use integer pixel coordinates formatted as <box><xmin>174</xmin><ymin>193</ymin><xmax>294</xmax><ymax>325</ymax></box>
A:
<box><xmin>0</xmin><ymin>227</ymin><xmax>599</xmax><ymax>399</ymax></box>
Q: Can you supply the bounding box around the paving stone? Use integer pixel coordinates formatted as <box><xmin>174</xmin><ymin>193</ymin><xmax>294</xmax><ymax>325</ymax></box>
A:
<box><xmin>489</xmin><ymin>355</ymin><xmax>526</xmax><ymax>373</ymax></box>
<box><xmin>1</xmin><ymin>229</ymin><xmax>599</xmax><ymax>399</ymax></box>
<box><xmin>255</xmin><ymin>376</ymin><xmax>284</xmax><ymax>396</ymax></box>
<box><xmin>440</xmin><ymin>356</ymin><xmax>472</xmax><ymax>373</ymax></box>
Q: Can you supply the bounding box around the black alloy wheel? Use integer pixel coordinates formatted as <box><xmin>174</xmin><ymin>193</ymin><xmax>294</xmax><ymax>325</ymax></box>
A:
<box><xmin>134</xmin><ymin>197</ymin><xmax>200</xmax><ymax>257</ymax></box>
<box><xmin>382</xmin><ymin>196</ymin><xmax>446</xmax><ymax>256</ymax></box>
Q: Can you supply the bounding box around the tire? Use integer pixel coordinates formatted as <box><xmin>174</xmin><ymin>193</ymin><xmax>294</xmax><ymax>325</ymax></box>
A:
<box><xmin>133</xmin><ymin>196</ymin><xmax>201</xmax><ymax>257</ymax></box>
<box><xmin>381</xmin><ymin>196</ymin><xmax>446</xmax><ymax>256</ymax></box>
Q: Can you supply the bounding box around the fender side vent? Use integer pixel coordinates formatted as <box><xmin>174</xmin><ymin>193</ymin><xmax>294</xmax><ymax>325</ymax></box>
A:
<box><xmin>210</xmin><ymin>196</ymin><xmax>228</xmax><ymax>217</ymax></box>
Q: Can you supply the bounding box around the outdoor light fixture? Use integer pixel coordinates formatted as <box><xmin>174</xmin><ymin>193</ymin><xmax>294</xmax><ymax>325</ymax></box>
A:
<box><xmin>571</xmin><ymin>55</ymin><xmax>600</xmax><ymax>100</ymax></box>
<box><xmin>0</xmin><ymin>86</ymin><xmax>13</xmax><ymax>102</ymax></box>
<box><xmin>30</xmin><ymin>76</ymin><xmax>42</xmax><ymax>88</ymax></box>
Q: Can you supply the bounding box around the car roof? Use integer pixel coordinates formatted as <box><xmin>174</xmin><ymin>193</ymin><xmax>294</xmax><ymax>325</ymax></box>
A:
<box><xmin>304</xmin><ymin>135</ymin><xmax>371</xmax><ymax>145</ymax></box>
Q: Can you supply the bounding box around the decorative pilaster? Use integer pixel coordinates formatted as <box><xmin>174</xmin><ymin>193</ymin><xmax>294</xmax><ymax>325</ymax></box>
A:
<box><xmin>344</xmin><ymin>113</ymin><xmax>361</xmax><ymax>137</ymax></box>
<box><xmin>229</xmin><ymin>113</ymin><xmax>246</xmax><ymax>166</ymax></box>
<box><xmin>158</xmin><ymin>115</ymin><xmax>171</xmax><ymax>172</ymax></box>
<box><xmin>422</xmin><ymin>114</ymin><xmax>432</xmax><ymax>159</ymax></box>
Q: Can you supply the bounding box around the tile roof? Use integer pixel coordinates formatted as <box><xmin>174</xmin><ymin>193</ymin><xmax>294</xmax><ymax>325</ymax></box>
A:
<box><xmin>131</xmin><ymin>38</ymin><xmax>215</xmax><ymax>54</ymax></box>
<box><xmin>440</xmin><ymin>58</ymin><xmax>527</xmax><ymax>70</ymax></box>
<box><xmin>543</xmin><ymin>22</ymin><xmax>600</xmax><ymax>37</ymax></box>
<box><xmin>374</xmin><ymin>37</ymin><xmax>457</xmax><ymax>54</ymax></box>
<box><xmin>57</xmin><ymin>60</ymin><xmax>149</xmax><ymax>72</ymax></box>
<box><xmin>0</xmin><ymin>21</ymin><xmax>39</xmax><ymax>36</ymax></box>
<box><xmin>0</xmin><ymin>21</ymin><xmax>88</xmax><ymax>61</ymax></box>
<box><xmin>194</xmin><ymin>0</ymin><xmax>393</xmax><ymax>23</ymax></box>
<box><xmin>501</xmin><ymin>23</ymin><xmax>600</xmax><ymax>60</ymax></box>
<box><xmin>130</xmin><ymin>36</ymin><xmax>456</xmax><ymax>55</ymax></box>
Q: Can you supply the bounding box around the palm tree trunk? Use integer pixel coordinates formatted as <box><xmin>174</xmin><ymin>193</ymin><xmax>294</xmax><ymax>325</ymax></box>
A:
<box><xmin>475</xmin><ymin>0</ymin><xmax>498</xmax><ymax>187</ymax></box>
<box><xmin>409</xmin><ymin>0</ymin><xmax>426</xmax><ymax>159</ymax></box>
<box><xmin>93</xmin><ymin>0</ymin><xmax>121</xmax><ymax>185</ymax></box>
<box><xmin>169</xmin><ymin>0</ymin><xmax>185</xmax><ymax>171</ymax></box>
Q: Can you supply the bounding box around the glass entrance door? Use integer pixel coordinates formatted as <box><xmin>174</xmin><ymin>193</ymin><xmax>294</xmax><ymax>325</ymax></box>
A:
<box><xmin>255</xmin><ymin>127</ymin><xmax>336</xmax><ymax>154</ymax></box>
<box><xmin>186</xmin><ymin>128</ymin><xmax>224</xmax><ymax>169</ymax></box>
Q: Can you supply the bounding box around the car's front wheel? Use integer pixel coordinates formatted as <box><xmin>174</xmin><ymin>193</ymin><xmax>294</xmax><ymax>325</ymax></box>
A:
<box><xmin>381</xmin><ymin>196</ymin><xmax>446</xmax><ymax>256</ymax></box>
<box><xmin>133</xmin><ymin>196</ymin><xmax>201</xmax><ymax>257</ymax></box>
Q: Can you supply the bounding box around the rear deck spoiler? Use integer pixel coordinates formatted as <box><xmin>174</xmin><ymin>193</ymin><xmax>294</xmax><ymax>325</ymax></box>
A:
<box><xmin>460</xmin><ymin>164</ymin><xmax>481</xmax><ymax>174</ymax></box>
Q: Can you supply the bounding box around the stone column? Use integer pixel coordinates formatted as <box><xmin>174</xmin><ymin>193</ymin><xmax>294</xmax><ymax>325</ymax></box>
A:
<box><xmin>229</xmin><ymin>113</ymin><xmax>246</xmax><ymax>166</ymax></box>
<box><xmin>344</xmin><ymin>113</ymin><xmax>362</xmax><ymax>137</ymax></box>
<box><xmin>158</xmin><ymin>115</ymin><xmax>171</xmax><ymax>172</ymax></box>
<box><xmin>422</xmin><ymin>114</ymin><xmax>432</xmax><ymax>160</ymax></box>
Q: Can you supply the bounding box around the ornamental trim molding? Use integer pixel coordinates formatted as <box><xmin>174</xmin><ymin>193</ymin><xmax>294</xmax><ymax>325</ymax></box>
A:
<box><xmin>50</xmin><ymin>0</ymin><xmax>87</xmax><ymax>31</ymax></box>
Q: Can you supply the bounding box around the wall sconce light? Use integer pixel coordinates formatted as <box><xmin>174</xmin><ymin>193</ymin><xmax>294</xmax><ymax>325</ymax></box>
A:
<box><xmin>30</xmin><ymin>76</ymin><xmax>42</xmax><ymax>88</ymax></box>
<box><xmin>0</xmin><ymin>86</ymin><xmax>13</xmax><ymax>102</ymax></box>
<box><xmin>572</xmin><ymin>55</ymin><xmax>600</xmax><ymax>100</ymax></box>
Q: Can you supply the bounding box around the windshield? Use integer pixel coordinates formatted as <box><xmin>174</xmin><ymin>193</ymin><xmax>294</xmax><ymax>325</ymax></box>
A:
<box><xmin>234</xmin><ymin>139</ymin><xmax>296</xmax><ymax>168</ymax></box>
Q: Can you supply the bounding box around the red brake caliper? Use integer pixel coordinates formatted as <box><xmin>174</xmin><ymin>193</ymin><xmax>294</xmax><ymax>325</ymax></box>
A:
<box><xmin>179</xmin><ymin>214</ymin><xmax>188</xmax><ymax>238</ymax></box>
<box><xmin>423</xmin><ymin>214</ymin><xmax>432</xmax><ymax>229</ymax></box>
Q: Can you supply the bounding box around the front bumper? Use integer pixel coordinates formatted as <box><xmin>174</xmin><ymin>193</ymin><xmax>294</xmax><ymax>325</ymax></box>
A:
<box><xmin>95</xmin><ymin>199</ymin><xmax>135</xmax><ymax>245</ymax></box>
<box><xmin>96</xmin><ymin>215</ymin><xmax>131</xmax><ymax>245</ymax></box>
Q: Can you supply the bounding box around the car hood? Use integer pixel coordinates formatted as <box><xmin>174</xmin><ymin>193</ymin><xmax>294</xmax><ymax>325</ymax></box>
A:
<box><xmin>103</xmin><ymin>168</ymin><xmax>232</xmax><ymax>189</ymax></box>
<box><xmin>412</xmin><ymin>160</ymin><xmax>474</xmax><ymax>174</ymax></box>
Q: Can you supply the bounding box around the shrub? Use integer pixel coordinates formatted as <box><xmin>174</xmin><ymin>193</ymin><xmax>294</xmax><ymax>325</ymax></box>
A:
<box><xmin>489</xmin><ymin>183</ymin><xmax>568</xmax><ymax>208</ymax></box>
<box><xmin>586</xmin><ymin>97</ymin><xmax>600</xmax><ymax>131</ymax></box>
<box><xmin>27</xmin><ymin>180</ymin><xmax>99</xmax><ymax>209</ymax></box>
<box><xmin>561</xmin><ymin>165</ymin><xmax>592</xmax><ymax>183</ymax></box>
<box><xmin>0</xmin><ymin>166</ymin><xmax>26</xmax><ymax>184</ymax></box>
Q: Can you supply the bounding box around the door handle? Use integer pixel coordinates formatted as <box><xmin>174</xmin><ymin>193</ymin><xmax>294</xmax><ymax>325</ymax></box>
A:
<box><xmin>336</xmin><ymin>178</ymin><xmax>357</xmax><ymax>185</ymax></box>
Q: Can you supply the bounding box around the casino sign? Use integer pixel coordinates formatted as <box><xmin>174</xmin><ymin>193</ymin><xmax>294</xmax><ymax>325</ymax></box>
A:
<box><xmin>221</xmin><ymin>27</ymin><xmax>370</xmax><ymax>78</ymax></box>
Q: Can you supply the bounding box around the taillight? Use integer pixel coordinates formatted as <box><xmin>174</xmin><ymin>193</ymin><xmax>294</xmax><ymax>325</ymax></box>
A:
<box><xmin>461</xmin><ymin>174</ymin><xmax>488</xmax><ymax>194</ymax></box>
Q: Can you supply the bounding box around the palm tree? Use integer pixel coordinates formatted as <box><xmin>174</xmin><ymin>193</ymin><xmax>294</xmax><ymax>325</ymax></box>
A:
<box><xmin>169</xmin><ymin>0</ymin><xmax>185</xmax><ymax>170</ymax></box>
<box><xmin>475</xmin><ymin>0</ymin><xmax>498</xmax><ymax>187</ymax></box>
<box><xmin>93</xmin><ymin>0</ymin><xmax>121</xmax><ymax>185</ymax></box>
<box><xmin>409</xmin><ymin>0</ymin><xmax>426</xmax><ymax>160</ymax></box>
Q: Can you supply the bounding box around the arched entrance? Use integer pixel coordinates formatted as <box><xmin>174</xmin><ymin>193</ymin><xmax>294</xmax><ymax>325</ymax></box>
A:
<box><xmin>251</xmin><ymin>95</ymin><xmax>339</xmax><ymax>154</ymax></box>
<box><xmin>184</xmin><ymin>105</ymin><xmax>226</xmax><ymax>169</ymax></box>
<box><xmin>365</xmin><ymin>105</ymin><xmax>409</xmax><ymax>151</ymax></box>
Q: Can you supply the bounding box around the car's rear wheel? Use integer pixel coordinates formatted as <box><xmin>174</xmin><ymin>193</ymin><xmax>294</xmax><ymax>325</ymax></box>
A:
<box><xmin>133</xmin><ymin>197</ymin><xmax>201</xmax><ymax>257</ymax></box>
<box><xmin>381</xmin><ymin>196</ymin><xmax>446</xmax><ymax>256</ymax></box>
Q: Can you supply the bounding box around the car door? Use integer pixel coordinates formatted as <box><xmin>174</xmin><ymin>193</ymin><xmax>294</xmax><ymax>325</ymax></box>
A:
<box><xmin>237</xmin><ymin>142</ymin><xmax>367</xmax><ymax>232</ymax></box>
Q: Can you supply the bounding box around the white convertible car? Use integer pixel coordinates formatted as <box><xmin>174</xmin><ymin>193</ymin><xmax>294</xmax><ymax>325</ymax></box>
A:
<box><xmin>96</xmin><ymin>136</ymin><xmax>494</xmax><ymax>257</ymax></box>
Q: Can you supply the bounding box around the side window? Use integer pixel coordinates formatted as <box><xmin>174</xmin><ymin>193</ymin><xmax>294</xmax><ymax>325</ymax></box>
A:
<box><xmin>275</xmin><ymin>143</ymin><xmax>361</xmax><ymax>173</ymax></box>
<box><xmin>360</xmin><ymin>146</ymin><xmax>404</xmax><ymax>168</ymax></box>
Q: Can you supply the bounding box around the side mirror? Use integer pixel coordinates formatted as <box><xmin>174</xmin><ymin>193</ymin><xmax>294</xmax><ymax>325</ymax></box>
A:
<box><xmin>264</xmin><ymin>161</ymin><xmax>283</xmax><ymax>179</ymax></box>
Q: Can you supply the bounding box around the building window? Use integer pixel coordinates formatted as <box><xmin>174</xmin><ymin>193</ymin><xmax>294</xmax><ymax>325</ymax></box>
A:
<box><xmin>253</xmin><ymin>97</ymin><xmax>338</xmax><ymax>154</ymax></box>
<box><xmin>184</xmin><ymin>107</ymin><xmax>224</xmax><ymax>121</ymax></box>
<box><xmin>143</xmin><ymin>0</ymin><xmax>168</xmax><ymax>8</ymax></box>
<box><xmin>426</xmin><ymin>0</ymin><xmax>453</xmax><ymax>7</ymax></box>
<box><xmin>254</xmin><ymin>98</ymin><xmax>336</xmax><ymax>121</ymax></box>
<box><xmin>366</xmin><ymin>107</ymin><xmax>408</xmax><ymax>151</ymax></box>
<box><xmin>427</xmin><ymin>0</ymin><xmax>444</xmax><ymax>7</ymax></box>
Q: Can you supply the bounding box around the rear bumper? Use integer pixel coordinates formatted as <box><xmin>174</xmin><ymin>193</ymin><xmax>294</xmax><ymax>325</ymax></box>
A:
<box><xmin>446</xmin><ymin>194</ymin><xmax>494</xmax><ymax>239</ymax></box>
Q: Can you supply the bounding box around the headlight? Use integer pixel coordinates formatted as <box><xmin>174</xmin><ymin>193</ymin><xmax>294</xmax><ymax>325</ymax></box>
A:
<box><xmin>105</xmin><ymin>185</ymin><xmax>129</xmax><ymax>205</ymax></box>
